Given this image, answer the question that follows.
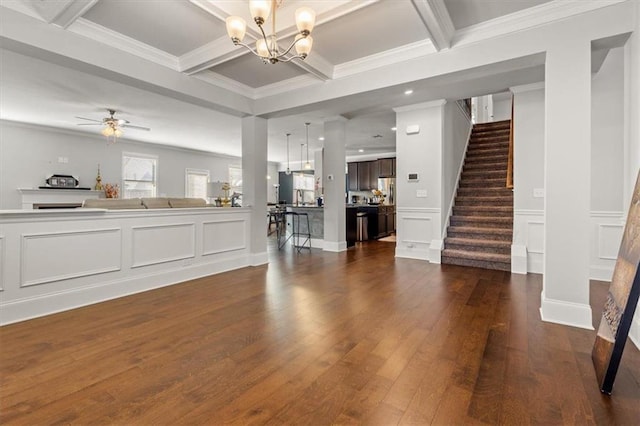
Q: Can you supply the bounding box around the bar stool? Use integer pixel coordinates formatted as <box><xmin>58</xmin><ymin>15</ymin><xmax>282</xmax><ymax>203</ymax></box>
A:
<box><xmin>278</xmin><ymin>211</ymin><xmax>311</xmax><ymax>252</ymax></box>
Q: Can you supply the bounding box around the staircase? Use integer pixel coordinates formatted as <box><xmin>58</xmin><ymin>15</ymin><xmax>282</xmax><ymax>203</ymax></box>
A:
<box><xmin>442</xmin><ymin>120</ymin><xmax>513</xmax><ymax>271</ymax></box>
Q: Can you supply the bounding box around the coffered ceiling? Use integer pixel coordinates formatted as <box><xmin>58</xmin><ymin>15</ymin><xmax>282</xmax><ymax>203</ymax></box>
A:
<box><xmin>0</xmin><ymin>0</ymin><xmax>615</xmax><ymax>162</ymax></box>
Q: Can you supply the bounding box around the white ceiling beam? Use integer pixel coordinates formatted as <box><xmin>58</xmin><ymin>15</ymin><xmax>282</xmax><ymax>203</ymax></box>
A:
<box><xmin>410</xmin><ymin>0</ymin><xmax>454</xmax><ymax>51</ymax></box>
<box><xmin>50</xmin><ymin>0</ymin><xmax>99</xmax><ymax>29</ymax></box>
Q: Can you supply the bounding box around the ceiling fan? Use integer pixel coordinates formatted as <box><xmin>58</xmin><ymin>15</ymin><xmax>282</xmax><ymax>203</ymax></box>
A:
<box><xmin>76</xmin><ymin>109</ymin><xmax>150</xmax><ymax>142</ymax></box>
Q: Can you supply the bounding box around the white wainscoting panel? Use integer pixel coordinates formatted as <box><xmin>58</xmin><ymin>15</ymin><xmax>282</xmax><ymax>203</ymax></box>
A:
<box><xmin>20</xmin><ymin>228</ymin><xmax>121</xmax><ymax>287</ymax></box>
<box><xmin>203</xmin><ymin>219</ymin><xmax>247</xmax><ymax>255</ymax></box>
<box><xmin>513</xmin><ymin>210</ymin><xmax>544</xmax><ymax>274</ymax></box>
<box><xmin>590</xmin><ymin>211</ymin><xmax>624</xmax><ymax>281</ymax></box>
<box><xmin>132</xmin><ymin>223</ymin><xmax>195</xmax><ymax>268</ymax></box>
<box><xmin>0</xmin><ymin>236</ymin><xmax>4</xmax><ymax>291</ymax></box>
<box><xmin>395</xmin><ymin>207</ymin><xmax>441</xmax><ymax>261</ymax></box>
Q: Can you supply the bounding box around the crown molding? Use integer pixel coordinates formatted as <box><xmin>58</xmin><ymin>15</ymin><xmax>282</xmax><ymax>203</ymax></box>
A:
<box><xmin>452</xmin><ymin>0</ymin><xmax>628</xmax><ymax>48</ymax></box>
<box><xmin>179</xmin><ymin>36</ymin><xmax>246</xmax><ymax>75</ymax></box>
<box><xmin>68</xmin><ymin>18</ymin><xmax>179</xmax><ymax>70</ymax></box>
<box><xmin>333</xmin><ymin>39</ymin><xmax>436</xmax><ymax>79</ymax></box>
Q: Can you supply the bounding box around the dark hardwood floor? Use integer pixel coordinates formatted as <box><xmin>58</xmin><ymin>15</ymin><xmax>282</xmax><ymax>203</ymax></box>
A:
<box><xmin>1</xmin><ymin>240</ymin><xmax>639</xmax><ymax>425</ymax></box>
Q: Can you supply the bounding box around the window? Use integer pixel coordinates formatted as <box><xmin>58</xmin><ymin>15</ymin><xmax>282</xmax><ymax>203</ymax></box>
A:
<box><xmin>293</xmin><ymin>172</ymin><xmax>315</xmax><ymax>205</ymax></box>
<box><xmin>185</xmin><ymin>168</ymin><xmax>209</xmax><ymax>200</ymax></box>
<box><xmin>122</xmin><ymin>153</ymin><xmax>157</xmax><ymax>199</ymax></box>
<box><xmin>229</xmin><ymin>165</ymin><xmax>242</xmax><ymax>195</ymax></box>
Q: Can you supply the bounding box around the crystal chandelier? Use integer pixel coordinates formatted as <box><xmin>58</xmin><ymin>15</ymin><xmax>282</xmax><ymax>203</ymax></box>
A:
<box><xmin>225</xmin><ymin>0</ymin><xmax>316</xmax><ymax>64</ymax></box>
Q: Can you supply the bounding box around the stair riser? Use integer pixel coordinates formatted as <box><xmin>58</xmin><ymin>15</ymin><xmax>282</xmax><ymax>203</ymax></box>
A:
<box><xmin>441</xmin><ymin>255</ymin><xmax>511</xmax><ymax>271</ymax></box>
<box><xmin>466</xmin><ymin>150</ymin><xmax>509</xmax><ymax>159</ymax></box>
<box><xmin>444</xmin><ymin>243</ymin><xmax>511</xmax><ymax>255</ymax></box>
<box><xmin>463</xmin><ymin>164</ymin><xmax>508</xmax><ymax>173</ymax></box>
<box><xmin>450</xmin><ymin>218</ymin><xmax>513</xmax><ymax>228</ymax></box>
<box><xmin>447</xmin><ymin>230</ymin><xmax>512</xmax><ymax>241</ymax></box>
<box><xmin>457</xmin><ymin>186</ymin><xmax>512</xmax><ymax>197</ymax></box>
<box><xmin>467</xmin><ymin>142</ymin><xmax>509</xmax><ymax>153</ymax></box>
<box><xmin>465</xmin><ymin>155</ymin><xmax>508</xmax><ymax>164</ymax></box>
<box><xmin>453</xmin><ymin>207</ymin><xmax>513</xmax><ymax>217</ymax></box>
<box><xmin>455</xmin><ymin>199</ymin><xmax>513</xmax><ymax>207</ymax></box>
<box><xmin>461</xmin><ymin>172</ymin><xmax>506</xmax><ymax>181</ymax></box>
<box><xmin>459</xmin><ymin>179</ymin><xmax>507</xmax><ymax>188</ymax></box>
<box><xmin>469</xmin><ymin>138</ymin><xmax>510</xmax><ymax>146</ymax></box>
<box><xmin>467</xmin><ymin>146</ymin><xmax>510</xmax><ymax>155</ymax></box>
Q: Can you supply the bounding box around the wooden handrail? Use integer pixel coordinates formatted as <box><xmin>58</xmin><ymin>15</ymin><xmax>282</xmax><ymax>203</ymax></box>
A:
<box><xmin>506</xmin><ymin>94</ymin><xmax>514</xmax><ymax>189</ymax></box>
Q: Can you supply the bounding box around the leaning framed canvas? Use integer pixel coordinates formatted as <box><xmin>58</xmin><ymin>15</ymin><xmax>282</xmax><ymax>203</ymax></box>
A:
<box><xmin>592</xmin><ymin>171</ymin><xmax>640</xmax><ymax>395</ymax></box>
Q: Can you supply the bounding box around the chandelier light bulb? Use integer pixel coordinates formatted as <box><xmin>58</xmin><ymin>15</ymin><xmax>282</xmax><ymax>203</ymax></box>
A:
<box><xmin>256</xmin><ymin>38</ymin><xmax>270</xmax><ymax>58</ymax></box>
<box><xmin>225</xmin><ymin>16</ymin><xmax>247</xmax><ymax>42</ymax></box>
<box><xmin>101</xmin><ymin>127</ymin><xmax>113</xmax><ymax>137</ymax></box>
<box><xmin>249</xmin><ymin>0</ymin><xmax>271</xmax><ymax>24</ymax></box>
<box><xmin>295</xmin><ymin>35</ymin><xmax>313</xmax><ymax>56</ymax></box>
<box><xmin>295</xmin><ymin>7</ymin><xmax>316</xmax><ymax>34</ymax></box>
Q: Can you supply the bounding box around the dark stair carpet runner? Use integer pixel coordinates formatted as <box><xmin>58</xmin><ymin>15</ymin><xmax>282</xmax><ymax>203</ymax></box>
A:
<box><xmin>442</xmin><ymin>120</ymin><xmax>513</xmax><ymax>271</ymax></box>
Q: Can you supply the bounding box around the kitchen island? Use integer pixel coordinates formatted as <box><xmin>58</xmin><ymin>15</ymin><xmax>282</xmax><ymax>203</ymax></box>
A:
<box><xmin>282</xmin><ymin>204</ymin><xmax>394</xmax><ymax>249</ymax></box>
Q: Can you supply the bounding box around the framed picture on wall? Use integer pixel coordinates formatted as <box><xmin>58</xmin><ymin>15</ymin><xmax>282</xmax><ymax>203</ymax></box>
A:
<box><xmin>591</xmin><ymin>171</ymin><xmax>640</xmax><ymax>395</ymax></box>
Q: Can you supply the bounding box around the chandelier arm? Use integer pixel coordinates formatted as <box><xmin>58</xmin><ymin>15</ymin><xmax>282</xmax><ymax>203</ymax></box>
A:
<box><xmin>256</xmin><ymin>23</ymin><xmax>272</xmax><ymax>56</ymax></box>
<box><xmin>276</xmin><ymin>36</ymin><xmax>307</xmax><ymax>59</ymax></box>
<box><xmin>277</xmin><ymin>54</ymin><xmax>306</xmax><ymax>63</ymax></box>
<box><xmin>232</xmin><ymin>39</ymin><xmax>263</xmax><ymax>57</ymax></box>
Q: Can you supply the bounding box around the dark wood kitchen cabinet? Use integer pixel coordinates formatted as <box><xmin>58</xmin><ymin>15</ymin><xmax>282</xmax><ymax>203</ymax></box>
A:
<box><xmin>368</xmin><ymin>160</ymin><xmax>379</xmax><ymax>189</ymax></box>
<box><xmin>378</xmin><ymin>158</ymin><xmax>394</xmax><ymax>177</ymax></box>
<box><xmin>347</xmin><ymin>162</ymin><xmax>359</xmax><ymax>191</ymax></box>
<box><xmin>357</xmin><ymin>161</ymin><xmax>371</xmax><ymax>190</ymax></box>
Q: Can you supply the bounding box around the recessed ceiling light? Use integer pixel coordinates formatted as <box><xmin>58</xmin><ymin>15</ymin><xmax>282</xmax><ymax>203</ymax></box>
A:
<box><xmin>318</xmin><ymin>137</ymin><xmax>324</xmax><ymax>141</ymax></box>
<box><xmin>391</xmin><ymin>127</ymin><xmax>397</xmax><ymax>131</ymax></box>
<box><xmin>358</xmin><ymin>149</ymin><xmax>364</xmax><ymax>153</ymax></box>
<box><xmin>404</xmin><ymin>89</ymin><xmax>413</xmax><ymax>95</ymax></box>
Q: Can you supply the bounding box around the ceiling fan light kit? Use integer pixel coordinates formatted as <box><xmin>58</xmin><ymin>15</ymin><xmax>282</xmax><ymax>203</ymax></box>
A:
<box><xmin>76</xmin><ymin>109</ymin><xmax>150</xmax><ymax>144</ymax></box>
<box><xmin>225</xmin><ymin>0</ymin><xmax>316</xmax><ymax>64</ymax></box>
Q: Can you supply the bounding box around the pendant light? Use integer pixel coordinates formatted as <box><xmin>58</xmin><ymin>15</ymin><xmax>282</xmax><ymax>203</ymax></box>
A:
<box><xmin>300</xmin><ymin>143</ymin><xmax>305</xmax><ymax>176</ymax></box>
<box><xmin>304</xmin><ymin>122</ymin><xmax>312</xmax><ymax>170</ymax></box>
<box><xmin>285</xmin><ymin>133</ymin><xmax>292</xmax><ymax>175</ymax></box>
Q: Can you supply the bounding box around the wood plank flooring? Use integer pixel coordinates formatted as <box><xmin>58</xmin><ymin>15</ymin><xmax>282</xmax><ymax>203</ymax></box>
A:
<box><xmin>1</xmin><ymin>241</ymin><xmax>639</xmax><ymax>425</ymax></box>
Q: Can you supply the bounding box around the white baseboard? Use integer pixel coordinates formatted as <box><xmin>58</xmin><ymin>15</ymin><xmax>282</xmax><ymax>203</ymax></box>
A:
<box><xmin>539</xmin><ymin>292</ymin><xmax>594</xmax><ymax>330</ymax></box>
<box><xmin>323</xmin><ymin>241</ymin><xmax>347</xmax><ymax>252</ymax></box>
<box><xmin>511</xmin><ymin>244</ymin><xmax>527</xmax><ymax>274</ymax></box>
<box><xmin>395</xmin><ymin>247</ymin><xmax>429</xmax><ymax>261</ymax></box>
<box><xmin>0</xmin><ymin>254</ymin><xmax>251</xmax><ymax>326</ymax></box>
<box><xmin>250</xmin><ymin>251</ymin><xmax>269</xmax><ymax>266</ymax></box>
<box><xmin>428</xmin><ymin>239</ymin><xmax>443</xmax><ymax>264</ymax></box>
<box><xmin>589</xmin><ymin>265</ymin><xmax>614</xmax><ymax>282</ymax></box>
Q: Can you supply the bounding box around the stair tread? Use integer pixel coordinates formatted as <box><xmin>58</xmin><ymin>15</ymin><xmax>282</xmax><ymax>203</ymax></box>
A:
<box><xmin>442</xmin><ymin>249</ymin><xmax>510</xmax><ymax>263</ymax></box>
<box><xmin>448</xmin><ymin>225</ymin><xmax>512</xmax><ymax>234</ymax></box>
<box><xmin>445</xmin><ymin>237</ymin><xmax>511</xmax><ymax>246</ymax></box>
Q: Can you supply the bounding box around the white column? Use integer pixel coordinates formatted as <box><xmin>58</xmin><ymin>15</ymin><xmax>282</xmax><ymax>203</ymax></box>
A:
<box><xmin>393</xmin><ymin>100</ymin><xmax>445</xmax><ymax>262</ymax></box>
<box><xmin>541</xmin><ymin>38</ymin><xmax>592</xmax><ymax>329</ymax></box>
<box><xmin>323</xmin><ymin>117</ymin><xmax>347</xmax><ymax>252</ymax></box>
<box><xmin>241</xmin><ymin>116</ymin><xmax>268</xmax><ymax>265</ymax></box>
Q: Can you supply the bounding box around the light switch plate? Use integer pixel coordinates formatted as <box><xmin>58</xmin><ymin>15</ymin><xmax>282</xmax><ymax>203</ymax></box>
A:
<box><xmin>416</xmin><ymin>190</ymin><xmax>427</xmax><ymax>198</ymax></box>
<box><xmin>533</xmin><ymin>188</ymin><xmax>544</xmax><ymax>198</ymax></box>
<box><xmin>406</xmin><ymin>124</ymin><xmax>420</xmax><ymax>135</ymax></box>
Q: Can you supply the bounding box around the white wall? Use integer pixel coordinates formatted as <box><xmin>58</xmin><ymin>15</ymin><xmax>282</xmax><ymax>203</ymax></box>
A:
<box><xmin>0</xmin><ymin>121</ymin><xmax>277</xmax><ymax>209</ymax></box>
<box><xmin>511</xmin><ymin>46</ymin><xmax>627</xmax><ymax>279</ymax></box>
<box><xmin>511</xmin><ymin>83</ymin><xmax>545</xmax><ymax>274</ymax></box>
<box><xmin>442</xmin><ymin>100</ymin><xmax>472</xmax><ymax>231</ymax></box>
<box><xmin>394</xmin><ymin>100</ymin><xmax>445</xmax><ymax>262</ymax></box>
<box><xmin>491</xmin><ymin>92</ymin><xmax>512</xmax><ymax>122</ymax></box>
<box><xmin>592</xmin><ymin>47</ymin><xmax>625</xmax><ymax>212</ymax></box>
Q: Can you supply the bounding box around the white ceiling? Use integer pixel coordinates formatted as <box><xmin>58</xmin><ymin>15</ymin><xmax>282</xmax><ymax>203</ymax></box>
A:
<box><xmin>0</xmin><ymin>0</ymin><xmax>616</xmax><ymax>163</ymax></box>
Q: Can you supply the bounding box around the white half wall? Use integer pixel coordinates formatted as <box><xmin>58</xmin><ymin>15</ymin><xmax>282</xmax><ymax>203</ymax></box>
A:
<box><xmin>0</xmin><ymin>208</ymin><xmax>252</xmax><ymax>325</ymax></box>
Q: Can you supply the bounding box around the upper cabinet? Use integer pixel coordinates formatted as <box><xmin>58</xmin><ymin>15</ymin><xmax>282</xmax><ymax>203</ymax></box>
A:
<box><xmin>378</xmin><ymin>158</ymin><xmax>395</xmax><ymax>178</ymax></box>
<box><xmin>347</xmin><ymin>158</ymin><xmax>396</xmax><ymax>191</ymax></box>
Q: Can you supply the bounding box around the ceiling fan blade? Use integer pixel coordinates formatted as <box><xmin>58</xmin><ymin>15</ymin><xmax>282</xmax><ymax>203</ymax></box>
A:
<box><xmin>75</xmin><ymin>116</ymin><xmax>102</xmax><ymax>123</ymax></box>
<box><xmin>77</xmin><ymin>123</ymin><xmax>102</xmax><ymax>126</ymax></box>
<box><xmin>122</xmin><ymin>124</ymin><xmax>151</xmax><ymax>131</ymax></box>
